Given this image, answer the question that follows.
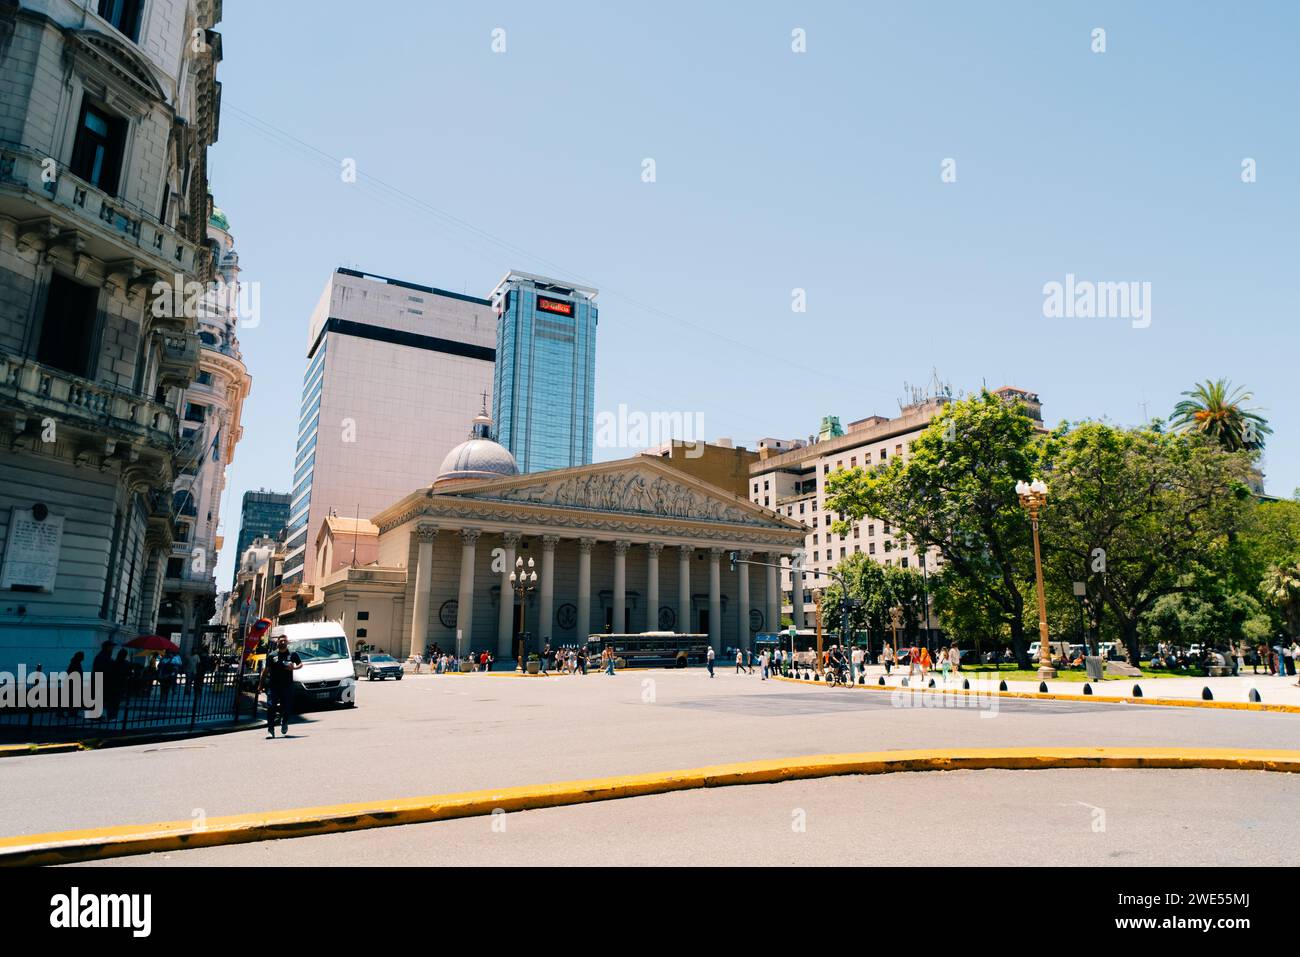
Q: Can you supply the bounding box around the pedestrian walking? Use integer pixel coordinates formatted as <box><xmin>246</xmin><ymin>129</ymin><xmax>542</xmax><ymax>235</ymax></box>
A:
<box><xmin>706</xmin><ymin>645</ymin><xmax>715</xmax><ymax>678</ymax></box>
<box><xmin>64</xmin><ymin>651</ymin><xmax>84</xmax><ymax>717</ymax></box>
<box><xmin>258</xmin><ymin>636</ymin><xmax>301</xmax><ymax>739</ymax></box>
<box><xmin>735</xmin><ymin>649</ymin><xmax>744</xmax><ymax>674</ymax></box>
<box><xmin>883</xmin><ymin>642</ymin><xmax>894</xmax><ymax>676</ymax></box>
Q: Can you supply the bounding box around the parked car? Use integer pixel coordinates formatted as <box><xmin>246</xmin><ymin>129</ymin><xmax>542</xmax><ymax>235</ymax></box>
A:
<box><xmin>354</xmin><ymin>653</ymin><xmax>403</xmax><ymax>681</ymax></box>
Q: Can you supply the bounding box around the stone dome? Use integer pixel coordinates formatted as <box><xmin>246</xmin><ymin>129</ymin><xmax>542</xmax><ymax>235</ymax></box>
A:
<box><xmin>436</xmin><ymin>438</ymin><xmax>518</xmax><ymax>484</ymax></box>
<box><xmin>434</xmin><ymin>405</ymin><xmax>518</xmax><ymax>486</ymax></box>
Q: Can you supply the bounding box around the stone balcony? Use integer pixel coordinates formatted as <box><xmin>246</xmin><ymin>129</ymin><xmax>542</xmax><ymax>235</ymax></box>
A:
<box><xmin>158</xmin><ymin>330</ymin><xmax>201</xmax><ymax>388</ymax></box>
<box><xmin>0</xmin><ymin>143</ymin><xmax>206</xmax><ymax>287</ymax></box>
<box><xmin>0</xmin><ymin>353</ymin><xmax>177</xmax><ymax>462</ymax></box>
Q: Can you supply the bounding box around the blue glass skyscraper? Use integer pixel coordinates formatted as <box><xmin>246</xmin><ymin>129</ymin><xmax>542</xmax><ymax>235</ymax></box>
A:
<box><xmin>490</xmin><ymin>271</ymin><xmax>598</xmax><ymax>473</ymax></box>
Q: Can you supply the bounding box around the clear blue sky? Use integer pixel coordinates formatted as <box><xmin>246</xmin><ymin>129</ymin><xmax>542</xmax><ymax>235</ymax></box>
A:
<box><xmin>208</xmin><ymin>0</ymin><xmax>1300</xmax><ymax>586</ymax></box>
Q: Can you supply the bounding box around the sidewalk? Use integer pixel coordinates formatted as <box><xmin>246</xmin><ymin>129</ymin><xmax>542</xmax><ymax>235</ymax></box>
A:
<box><xmin>820</xmin><ymin>665</ymin><xmax>1300</xmax><ymax>707</ymax></box>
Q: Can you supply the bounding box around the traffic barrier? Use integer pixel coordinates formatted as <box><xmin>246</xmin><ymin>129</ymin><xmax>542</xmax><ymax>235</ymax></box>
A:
<box><xmin>1132</xmin><ymin>684</ymin><xmax>1143</xmax><ymax>697</ymax></box>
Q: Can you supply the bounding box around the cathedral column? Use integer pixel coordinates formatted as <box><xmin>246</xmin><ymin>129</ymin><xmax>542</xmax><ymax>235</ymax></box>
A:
<box><xmin>539</xmin><ymin>535</ymin><xmax>558</xmax><ymax>651</ymax></box>
<box><xmin>577</xmin><ymin>538</ymin><xmax>595</xmax><ymax>641</ymax></box>
<box><xmin>408</xmin><ymin>523</ymin><xmax>437</xmax><ymax>658</ymax></box>
<box><xmin>645</xmin><ymin>542</ymin><xmax>662</xmax><ymax>632</ymax></box>
<box><xmin>612</xmin><ymin>540</ymin><xmax>629</xmax><ymax>634</ymax></box>
<box><xmin>766</xmin><ymin>551</ymin><xmax>781</xmax><ymax>637</ymax></box>
<box><xmin>454</xmin><ymin>528</ymin><xmax>480</xmax><ymax>658</ymax></box>
<box><xmin>708</xmin><ymin>548</ymin><xmax>723</xmax><ymax>654</ymax></box>
<box><xmin>497</xmin><ymin>532</ymin><xmax>520</xmax><ymax>660</ymax></box>
<box><xmin>677</xmin><ymin>545</ymin><xmax>692</xmax><ymax>634</ymax></box>
<box><xmin>736</xmin><ymin>549</ymin><xmax>752</xmax><ymax>653</ymax></box>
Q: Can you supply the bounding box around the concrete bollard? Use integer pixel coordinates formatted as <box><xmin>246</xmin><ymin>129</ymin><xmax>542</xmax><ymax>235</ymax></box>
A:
<box><xmin>998</xmin><ymin>680</ymin><xmax>1008</xmax><ymax>692</ymax></box>
<box><xmin>928</xmin><ymin>678</ymin><xmax>936</xmax><ymax>688</ymax></box>
<box><xmin>1083</xmin><ymin>683</ymin><xmax>1092</xmax><ymax>695</ymax></box>
<box><xmin>962</xmin><ymin>679</ymin><xmax>970</xmax><ymax>690</ymax></box>
<box><xmin>1132</xmin><ymin>684</ymin><xmax>1143</xmax><ymax>698</ymax></box>
<box><xmin>1038</xmin><ymin>681</ymin><xmax>1048</xmax><ymax>693</ymax></box>
<box><xmin>901</xmin><ymin>677</ymin><xmax>909</xmax><ymax>687</ymax></box>
<box><xmin>1249</xmin><ymin>688</ymin><xmax>1262</xmax><ymax>703</ymax></box>
<box><xmin>858</xmin><ymin>674</ymin><xmax>865</xmax><ymax>685</ymax></box>
<box><xmin>1202</xmin><ymin>687</ymin><xmax>1213</xmax><ymax>701</ymax></box>
<box><xmin>878</xmin><ymin>676</ymin><xmax>886</xmax><ymax>686</ymax></box>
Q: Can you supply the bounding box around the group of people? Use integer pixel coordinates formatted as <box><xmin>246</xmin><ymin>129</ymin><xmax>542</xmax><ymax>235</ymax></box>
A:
<box><xmin>733</xmin><ymin>647</ymin><xmax>790</xmax><ymax>680</ymax></box>
<box><xmin>411</xmin><ymin>642</ymin><xmax>623</xmax><ymax>676</ymax></box>
<box><xmin>1245</xmin><ymin>641</ymin><xmax>1300</xmax><ymax>682</ymax></box>
<box><xmin>413</xmin><ymin>644</ymin><xmax>495</xmax><ymax>674</ymax></box>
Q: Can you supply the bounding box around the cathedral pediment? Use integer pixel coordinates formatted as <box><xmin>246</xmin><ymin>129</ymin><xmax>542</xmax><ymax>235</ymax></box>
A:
<box><xmin>435</xmin><ymin>458</ymin><xmax>798</xmax><ymax>531</ymax></box>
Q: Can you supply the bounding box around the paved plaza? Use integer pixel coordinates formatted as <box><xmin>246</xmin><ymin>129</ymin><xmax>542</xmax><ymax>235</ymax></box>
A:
<box><xmin>3</xmin><ymin>667</ymin><xmax>1299</xmax><ymax>864</ymax></box>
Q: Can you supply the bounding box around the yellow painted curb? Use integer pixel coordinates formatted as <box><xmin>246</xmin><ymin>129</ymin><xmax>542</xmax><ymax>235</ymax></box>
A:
<box><xmin>0</xmin><ymin>743</ymin><xmax>84</xmax><ymax>759</ymax></box>
<box><xmin>4</xmin><ymin>746</ymin><xmax>1300</xmax><ymax>866</ymax></box>
<box><xmin>772</xmin><ymin>674</ymin><xmax>1300</xmax><ymax>714</ymax></box>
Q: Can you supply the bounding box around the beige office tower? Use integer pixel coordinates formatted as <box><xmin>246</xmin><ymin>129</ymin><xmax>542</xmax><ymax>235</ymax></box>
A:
<box><xmin>282</xmin><ymin>269</ymin><xmax>497</xmax><ymax>596</ymax></box>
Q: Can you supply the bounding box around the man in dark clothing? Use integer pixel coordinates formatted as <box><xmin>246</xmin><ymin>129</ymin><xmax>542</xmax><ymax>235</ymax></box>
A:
<box><xmin>257</xmin><ymin>637</ymin><xmax>301</xmax><ymax>738</ymax></box>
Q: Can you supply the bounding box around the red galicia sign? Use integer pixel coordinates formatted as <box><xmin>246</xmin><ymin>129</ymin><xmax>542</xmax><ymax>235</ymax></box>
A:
<box><xmin>536</xmin><ymin>295</ymin><xmax>574</xmax><ymax>317</ymax></box>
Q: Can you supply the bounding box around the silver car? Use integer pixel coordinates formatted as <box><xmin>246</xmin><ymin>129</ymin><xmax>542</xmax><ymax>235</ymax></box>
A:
<box><xmin>354</xmin><ymin>653</ymin><xmax>403</xmax><ymax>681</ymax></box>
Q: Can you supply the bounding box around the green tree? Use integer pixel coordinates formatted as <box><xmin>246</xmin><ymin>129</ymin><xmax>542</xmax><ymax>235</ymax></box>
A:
<box><xmin>825</xmin><ymin>390</ymin><xmax>1043</xmax><ymax>666</ymax></box>
<box><xmin>1040</xmin><ymin>422</ymin><xmax>1254</xmax><ymax>661</ymax></box>
<box><xmin>1169</xmin><ymin>379</ymin><xmax>1271</xmax><ymax>453</ymax></box>
<box><xmin>1261</xmin><ymin>562</ymin><xmax>1300</xmax><ymax>638</ymax></box>
<box><xmin>820</xmin><ymin>556</ymin><xmax>923</xmax><ymax>651</ymax></box>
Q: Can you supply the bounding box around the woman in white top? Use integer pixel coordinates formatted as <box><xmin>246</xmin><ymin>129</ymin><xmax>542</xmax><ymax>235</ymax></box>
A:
<box><xmin>937</xmin><ymin>647</ymin><xmax>950</xmax><ymax>682</ymax></box>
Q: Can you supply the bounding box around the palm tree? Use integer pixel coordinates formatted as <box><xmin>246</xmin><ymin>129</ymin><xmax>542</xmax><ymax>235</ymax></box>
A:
<box><xmin>1170</xmin><ymin>379</ymin><xmax>1271</xmax><ymax>452</ymax></box>
<box><xmin>1261</xmin><ymin>563</ymin><xmax>1300</xmax><ymax>637</ymax></box>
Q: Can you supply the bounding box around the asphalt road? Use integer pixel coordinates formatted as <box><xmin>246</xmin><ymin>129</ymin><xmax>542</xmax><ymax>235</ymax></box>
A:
<box><xmin>5</xmin><ymin>669</ymin><xmax>1299</xmax><ymax>845</ymax></box>
<box><xmin>80</xmin><ymin>768</ymin><xmax>1300</xmax><ymax>867</ymax></box>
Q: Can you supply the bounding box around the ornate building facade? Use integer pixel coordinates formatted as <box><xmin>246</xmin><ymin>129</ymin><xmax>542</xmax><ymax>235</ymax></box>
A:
<box><xmin>0</xmin><ymin>0</ymin><xmax>222</xmax><ymax>670</ymax></box>
<box><xmin>156</xmin><ymin>202</ymin><xmax>250</xmax><ymax>650</ymax></box>
<box><xmin>289</xmin><ymin>415</ymin><xmax>806</xmax><ymax>660</ymax></box>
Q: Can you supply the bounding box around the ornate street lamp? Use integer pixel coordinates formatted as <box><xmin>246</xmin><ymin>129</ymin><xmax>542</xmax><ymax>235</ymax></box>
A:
<box><xmin>509</xmin><ymin>555</ymin><xmax>538</xmax><ymax>667</ymax></box>
<box><xmin>1015</xmin><ymin>478</ymin><xmax>1055</xmax><ymax>680</ymax></box>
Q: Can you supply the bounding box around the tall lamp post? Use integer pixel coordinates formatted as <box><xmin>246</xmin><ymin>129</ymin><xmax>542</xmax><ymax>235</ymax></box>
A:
<box><xmin>509</xmin><ymin>555</ymin><xmax>538</xmax><ymax>668</ymax></box>
<box><xmin>1015</xmin><ymin>478</ymin><xmax>1055</xmax><ymax>680</ymax></box>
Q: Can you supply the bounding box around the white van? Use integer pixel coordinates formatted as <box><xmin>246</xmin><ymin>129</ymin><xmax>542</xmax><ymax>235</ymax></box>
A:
<box><xmin>270</xmin><ymin>622</ymin><xmax>357</xmax><ymax>708</ymax></box>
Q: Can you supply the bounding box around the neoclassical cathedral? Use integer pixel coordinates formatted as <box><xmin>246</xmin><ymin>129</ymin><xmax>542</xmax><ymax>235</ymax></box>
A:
<box><xmin>305</xmin><ymin>410</ymin><xmax>805</xmax><ymax>660</ymax></box>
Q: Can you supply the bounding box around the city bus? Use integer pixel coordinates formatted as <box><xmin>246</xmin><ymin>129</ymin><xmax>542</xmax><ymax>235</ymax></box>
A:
<box><xmin>585</xmin><ymin>632</ymin><xmax>710</xmax><ymax>668</ymax></box>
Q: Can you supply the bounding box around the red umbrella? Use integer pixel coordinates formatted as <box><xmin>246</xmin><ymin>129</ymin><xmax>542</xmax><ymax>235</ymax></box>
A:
<box><xmin>127</xmin><ymin>634</ymin><xmax>180</xmax><ymax>654</ymax></box>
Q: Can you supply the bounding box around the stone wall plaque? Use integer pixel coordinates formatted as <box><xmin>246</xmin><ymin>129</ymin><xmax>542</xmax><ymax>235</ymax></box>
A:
<box><xmin>0</xmin><ymin>507</ymin><xmax>64</xmax><ymax>593</ymax></box>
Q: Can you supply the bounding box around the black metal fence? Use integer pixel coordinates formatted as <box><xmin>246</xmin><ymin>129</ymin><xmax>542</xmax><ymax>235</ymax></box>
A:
<box><xmin>0</xmin><ymin>663</ymin><xmax>256</xmax><ymax>744</ymax></box>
